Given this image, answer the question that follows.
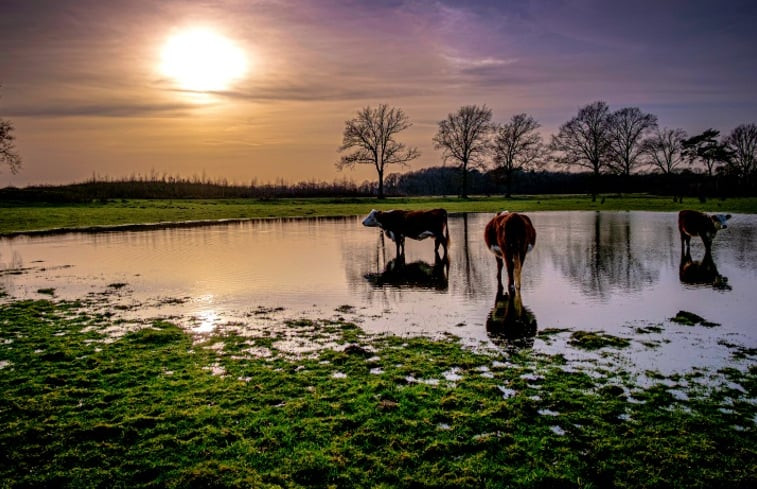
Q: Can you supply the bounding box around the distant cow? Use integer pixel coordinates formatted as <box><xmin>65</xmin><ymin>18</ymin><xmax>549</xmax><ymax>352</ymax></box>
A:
<box><xmin>362</xmin><ymin>208</ymin><xmax>449</xmax><ymax>259</ymax></box>
<box><xmin>678</xmin><ymin>210</ymin><xmax>731</xmax><ymax>254</ymax></box>
<box><xmin>484</xmin><ymin>211</ymin><xmax>536</xmax><ymax>295</ymax></box>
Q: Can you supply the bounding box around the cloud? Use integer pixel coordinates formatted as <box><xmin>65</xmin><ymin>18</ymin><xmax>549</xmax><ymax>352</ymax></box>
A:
<box><xmin>5</xmin><ymin>102</ymin><xmax>194</xmax><ymax>119</ymax></box>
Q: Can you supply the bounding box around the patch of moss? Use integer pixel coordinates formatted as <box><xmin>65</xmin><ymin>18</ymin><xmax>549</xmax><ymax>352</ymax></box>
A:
<box><xmin>671</xmin><ymin>310</ymin><xmax>720</xmax><ymax>327</ymax></box>
<box><xmin>568</xmin><ymin>331</ymin><xmax>631</xmax><ymax>350</ymax></box>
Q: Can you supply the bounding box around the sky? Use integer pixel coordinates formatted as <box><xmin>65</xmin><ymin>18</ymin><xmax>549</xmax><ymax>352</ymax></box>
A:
<box><xmin>1</xmin><ymin>0</ymin><xmax>756</xmax><ymax>187</ymax></box>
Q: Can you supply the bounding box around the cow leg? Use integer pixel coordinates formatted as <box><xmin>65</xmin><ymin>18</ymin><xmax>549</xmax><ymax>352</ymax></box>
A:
<box><xmin>680</xmin><ymin>232</ymin><xmax>690</xmax><ymax>255</ymax></box>
<box><xmin>701</xmin><ymin>236</ymin><xmax>712</xmax><ymax>255</ymax></box>
<box><xmin>505</xmin><ymin>254</ymin><xmax>516</xmax><ymax>295</ymax></box>
<box><xmin>435</xmin><ymin>232</ymin><xmax>448</xmax><ymax>259</ymax></box>
<box><xmin>495</xmin><ymin>257</ymin><xmax>504</xmax><ymax>287</ymax></box>
<box><xmin>513</xmin><ymin>254</ymin><xmax>524</xmax><ymax>293</ymax></box>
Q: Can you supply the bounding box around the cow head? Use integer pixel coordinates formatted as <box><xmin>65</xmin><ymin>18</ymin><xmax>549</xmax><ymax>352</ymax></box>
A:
<box><xmin>362</xmin><ymin>209</ymin><xmax>383</xmax><ymax>228</ymax></box>
<box><xmin>711</xmin><ymin>214</ymin><xmax>732</xmax><ymax>230</ymax></box>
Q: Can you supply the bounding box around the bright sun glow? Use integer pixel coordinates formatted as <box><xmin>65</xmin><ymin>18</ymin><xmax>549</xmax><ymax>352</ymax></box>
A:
<box><xmin>160</xmin><ymin>28</ymin><xmax>247</xmax><ymax>92</ymax></box>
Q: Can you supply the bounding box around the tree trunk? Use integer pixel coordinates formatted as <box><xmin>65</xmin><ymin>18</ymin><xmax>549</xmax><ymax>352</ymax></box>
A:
<box><xmin>377</xmin><ymin>170</ymin><xmax>385</xmax><ymax>199</ymax></box>
<box><xmin>460</xmin><ymin>163</ymin><xmax>468</xmax><ymax>199</ymax></box>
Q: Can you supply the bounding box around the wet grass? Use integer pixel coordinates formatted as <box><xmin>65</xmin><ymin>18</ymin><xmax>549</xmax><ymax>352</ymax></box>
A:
<box><xmin>2</xmin><ymin>195</ymin><xmax>756</xmax><ymax>235</ymax></box>
<box><xmin>671</xmin><ymin>310</ymin><xmax>721</xmax><ymax>327</ymax></box>
<box><xmin>1</xmin><ymin>299</ymin><xmax>755</xmax><ymax>488</ymax></box>
<box><xmin>568</xmin><ymin>331</ymin><xmax>632</xmax><ymax>350</ymax></box>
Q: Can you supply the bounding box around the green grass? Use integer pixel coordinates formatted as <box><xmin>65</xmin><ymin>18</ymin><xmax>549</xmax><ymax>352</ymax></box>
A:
<box><xmin>2</xmin><ymin>194</ymin><xmax>756</xmax><ymax>235</ymax></box>
<box><xmin>1</xmin><ymin>299</ymin><xmax>755</xmax><ymax>488</ymax></box>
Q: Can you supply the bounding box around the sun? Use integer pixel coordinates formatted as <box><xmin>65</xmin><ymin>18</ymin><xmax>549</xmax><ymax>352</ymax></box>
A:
<box><xmin>160</xmin><ymin>28</ymin><xmax>247</xmax><ymax>92</ymax></box>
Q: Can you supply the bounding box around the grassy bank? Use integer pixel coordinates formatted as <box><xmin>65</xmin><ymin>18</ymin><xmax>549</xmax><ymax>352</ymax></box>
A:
<box><xmin>1</xmin><ymin>299</ymin><xmax>755</xmax><ymax>488</ymax></box>
<box><xmin>2</xmin><ymin>194</ymin><xmax>756</xmax><ymax>235</ymax></box>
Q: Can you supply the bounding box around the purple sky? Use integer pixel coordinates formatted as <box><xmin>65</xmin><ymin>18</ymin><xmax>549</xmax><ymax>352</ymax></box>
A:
<box><xmin>1</xmin><ymin>0</ymin><xmax>755</xmax><ymax>186</ymax></box>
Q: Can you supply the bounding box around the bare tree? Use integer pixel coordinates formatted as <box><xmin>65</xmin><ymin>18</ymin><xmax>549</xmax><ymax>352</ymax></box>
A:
<box><xmin>433</xmin><ymin>105</ymin><xmax>493</xmax><ymax>198</ymax></box>
<box><xmin>337</xmin><ymin>104</ymin><xmax>419</xmax><ymax>199</ymax></box>
<box><xmin>724</xmin><ymin>123</ymin><xmax>757</xmax><ymax>181</ymax></box>
<box><xmin>1</xmin><ymin>87</ymin><xmax>21</xmax><ymax>174</ymax></box>
<box><xmin>492</xmin><ymin>113</ymin><xmax>546</xmax><ymax>198</ymax></box>
<box><xmin>549</xmin><ymin>101</ymin><xmax>612</xmax><ymax>201</ymax></box>
<box><xmin>643</xmin><ymin>127</ymin><xmax>688</xmax><ymax>175</ymax></box>
<box><xmin>607</xmin><ymin>107</ymin><xmax>658</xmax><ymax>181</ymax></box>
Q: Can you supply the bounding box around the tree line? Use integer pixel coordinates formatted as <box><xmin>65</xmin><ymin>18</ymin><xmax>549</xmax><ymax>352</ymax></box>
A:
<box><xmin>2</xmin><ymin>96</ymin><xmax>755</xmax><ymax>200</ymax></box>
<box><xmin>338</xmin><ymin>101</ymin><xmax>757</xmax><ymax>199</ymax></box>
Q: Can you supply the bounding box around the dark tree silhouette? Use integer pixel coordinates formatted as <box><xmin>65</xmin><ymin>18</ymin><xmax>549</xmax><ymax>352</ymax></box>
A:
<box><xmin>681</xmin><ymin>129</ymin><xmax>731</xmax><ymax>177</ymax></box>
<box><xmin>0</xmin><ymin>118</ymin><xmax>21</xmax><ymax>174</ymax></box>
<box><xmin>433</xmin><ymin>105</ymin><xmax>493</xmax><ymax>198</ymax></box>
<box><xmin>643</xmin><ymin>127</ymin><xmax>688</xmax><ymax>175</ymax></box>
<box><xmin>549</xmin><ymin>101</ymin><xmax>612</xmax><ymax>201</ymax></box>
<box><xmin>491</xmin><ymin>113</ymin><xmax>546</xmax><ymax>198</ymax></box>
<box><xmin>643</xmin><ymin>127</ymin><xmax>688</xmax><ymax>201</ymax></box>
<box><xmin>607</xmin><ymin>107</ymin><xmax>658</xmax><ymax>180</ymax></box>
<box><xmin>1</xmin><ymin>86</ymin><xmax>21</xmax><ymax>175</ymax></box>
<box><xmin>337</xmin><ymin>104</ymin><xmax>419</xmax><ymax>199</ymax></box>
<box><xmin>724</xmin><ymin>123</ymin><xmax>757</xmax><ymax>183</ymax></box>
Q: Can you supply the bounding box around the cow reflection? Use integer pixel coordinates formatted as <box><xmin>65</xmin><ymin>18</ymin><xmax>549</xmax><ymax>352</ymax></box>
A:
<box><xmin>679</xmin><ymin>250</ymin><xmax>730</xmax><ymax>290</ymax></box>
<box><xmin>486</xmin><ymin>286</ymin><xmax>537</xmax><ymax>348</ymax></box>
<box><xmin>364</xmin><ymin>256</ymin><xmax>449</xmax><ymax>290</ymax></box>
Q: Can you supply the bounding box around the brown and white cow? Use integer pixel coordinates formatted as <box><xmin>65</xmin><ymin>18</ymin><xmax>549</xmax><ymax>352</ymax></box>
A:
<box><xmin>484</xmin><ymin>211</ymin><xmax>536</xmax><ymax>295</ymax></box>
<box><xmin>362</xmin><ymin>208</ymin><xmax>449</xmax><ymax>260</ymax></box>
<box><xmin>678</xmin><ymin>209</ymin><xmax>731</xmax><ymax>254</ymax></box>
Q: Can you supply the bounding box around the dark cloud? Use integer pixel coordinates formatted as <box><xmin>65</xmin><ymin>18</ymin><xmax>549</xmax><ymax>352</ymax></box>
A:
<box><xmin>4</xmin><ymin>102</ymin><xmax>194</xmax><ymax>119</ymax></box>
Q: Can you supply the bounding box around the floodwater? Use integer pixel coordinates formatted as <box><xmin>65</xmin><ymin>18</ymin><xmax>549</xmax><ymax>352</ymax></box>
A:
<box><xmin>1</xmin><ymin>211</ymin><xmax>755</xmax><ymax>373</ymax></box>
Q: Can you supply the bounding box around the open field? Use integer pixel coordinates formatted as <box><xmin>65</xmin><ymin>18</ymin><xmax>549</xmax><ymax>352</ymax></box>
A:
<box><xmin>0</xmin><ymin>299</ymin><xmax>755</xmax><ymax>488</ymax></box>
<box><xmin>2</xmin><ymin>194</ymin><xmax>757</xmax><ymax>235</ymax></box>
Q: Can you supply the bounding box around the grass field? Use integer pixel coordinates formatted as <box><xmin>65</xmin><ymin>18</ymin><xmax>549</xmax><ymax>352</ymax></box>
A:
<box><xmin>1</xmin><ymin>195</ymin><xmax>755</xmax><ymax>486</ymax></box>
<box><xmin>0</xmin><ymin>299</ymin><xmax>754</xmax><ymax>488</ymax></box>
<box><xmin>2</xmin><ymin>194</ymin><xmax>757</xmax><ymax>235</ymax></box>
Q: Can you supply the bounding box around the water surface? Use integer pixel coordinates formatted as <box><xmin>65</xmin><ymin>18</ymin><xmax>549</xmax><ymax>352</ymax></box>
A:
<box><xmin>2</xmin><ymin>211</ymin><xmax>755</xmax><ymax>373</ymax></box>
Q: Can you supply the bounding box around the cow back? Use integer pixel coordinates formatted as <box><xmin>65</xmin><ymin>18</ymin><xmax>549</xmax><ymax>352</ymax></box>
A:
<box><xmin>395</xmin><ymin>209</ymin><xmax>447</xmax><ymax>236</ymax></box>
<box><xmin>679</xmin><ymin>210</ymin><xmax>715</xmax><ymax>237</ymax></box>
<box><xmin>491</xmin><ymin>212</ymin><xmax>535</xmax><ymax>255</ymax></box>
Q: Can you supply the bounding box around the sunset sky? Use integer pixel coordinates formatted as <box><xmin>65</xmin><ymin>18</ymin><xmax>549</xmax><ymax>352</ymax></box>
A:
<box><xmin>1</xmin><ymin>0</ymin><xmax>755</xmax><ymax>187</ymax></box>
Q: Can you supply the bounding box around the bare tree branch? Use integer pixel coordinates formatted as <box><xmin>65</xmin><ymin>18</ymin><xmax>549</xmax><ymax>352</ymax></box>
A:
<box><xmin>0</xmin><ymin>118</ymin><xmax>21</xmax><ymax>175</ymax></box>
<box><xmin>549</xmin><ymin>101</ymin><xmax>611</xmax><ymax>200</ymax></box>
<box><xmin>433</xmin><ymin>105</ymin><xmax>493</xmax><ymax>198</ymax></box>
<box><xmin>725</xmin><ymin>123</ymin><xmax>757</xmax><ymax>180</ymax></box>
<box><xmin>642</xmin><ymin>127</ymin><xmax>687</xmax><ymax>175</ymax></box>
<box><xmin>492</xmin><ymin>113</ymin><xmax>546</xmax><ymax>197</ymax></box>
<box><xmin>607</xmin><ymin>107</ymin><xmax>658</xmax><ymax>177</ymax></box>
<box><xmin>337</xmin><ymin>104</ymin><xmax>419</xmax><ymax>198</ymax></box>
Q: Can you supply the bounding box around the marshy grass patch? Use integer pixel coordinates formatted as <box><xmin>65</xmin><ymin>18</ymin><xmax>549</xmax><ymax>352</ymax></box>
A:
<box><xmin>671</xmin><ymin>310</ymin><xmax>721</xmax><ymax>327</ymax></box>
<box><xmin>568</xmin><ymin>330</ymin><xmax>632</xmax><ymax>350</ymax></box>
<box><xmin>0</xmin><ymin>299</ymin><xmax>755</xmax><ymax>488</ymax></box>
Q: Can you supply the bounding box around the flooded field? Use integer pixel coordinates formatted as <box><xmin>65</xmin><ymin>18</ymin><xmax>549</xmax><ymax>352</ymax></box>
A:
<box><xmin>1</xmin><ymin>211</ymin><xmax>755</xmax><ymax>374</ymax></box>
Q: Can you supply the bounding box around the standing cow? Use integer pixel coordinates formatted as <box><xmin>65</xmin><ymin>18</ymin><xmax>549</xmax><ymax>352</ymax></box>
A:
<box><xmin>678</xmin><ymin>209</ymin><xmax>731</xmax><ymax>254</ymax></box>
<box><xmin>484</xmin><ymin>211</ymin><xmax>536</xmax><ymax>295</ymax></box>
<box><xmin>362</xmin><ymin>208</ymin><xmax>449</xmax><ymax>260</ymax></box>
